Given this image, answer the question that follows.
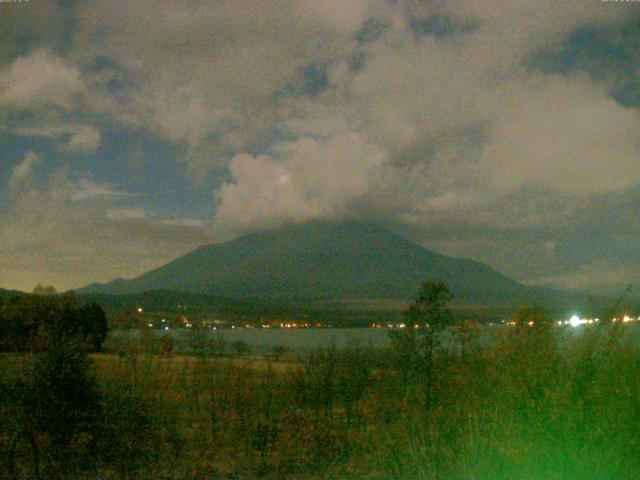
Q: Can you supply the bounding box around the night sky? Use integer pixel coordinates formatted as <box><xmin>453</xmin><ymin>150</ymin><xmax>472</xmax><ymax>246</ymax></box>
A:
<box><xmin>1</xmin><ymin>0</ymin><xmax>639</xmax><ymax>293</ymax></box>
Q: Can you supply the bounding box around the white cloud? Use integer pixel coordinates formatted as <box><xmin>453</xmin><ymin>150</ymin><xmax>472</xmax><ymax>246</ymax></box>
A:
<box><xmin>157</xmin><ymin>218</ymin><xmax>208</xmax><ymax>228</ymax></box>
<box><xmin>299</xmin><ymin>0</ymin><xmax>376</xmax><ymax>34</ymax></box>
<box><xmin>0</xmin><ymin>49</ymin><xmax>84</xmax><ymax>109</ymax></box>
<box><xmin>532</xmin><ymin>260</ymin><xmax>640</xmax><ymax>293</ymax></box>
<box><xmin>480</xmin><ymin>75</ymin><xmax>640</xmax><ymax>194</ymax></box>
<box><xmin>63</xmin><ymin>126</ymin><xmax>102</xmax><ymax>154</ymax></box>
<box><xmin>69</xmin><ymin>179</ymin><xmax>138</xmax><ymax>201</ymax></box>
<box><xmin>7</xmin><ymin>151</ymin><xmax>41</xmax><ymax>195</ymax></box>
<box><xmin>7</xmin><ymin>124</ymin><xmax>102</xmax><ymax>155</ymax></box>
<box><xmin>213</xmin><ymin>132</ymin><xmax>384</xmax><ymax>235</ymax></box>
<box><xmin>71</xmin><ymin>0</ymin><xmax>362</xmax><ymax>155</ymax></box>
<box><xmin>106</xmin><ymin>207</ymin><xmax>147</xmax><ymax>221</ymax></box>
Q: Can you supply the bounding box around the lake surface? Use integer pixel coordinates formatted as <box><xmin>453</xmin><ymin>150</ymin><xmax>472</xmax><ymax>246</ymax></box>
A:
<box><xmin>109</xmin><ymin>323</ymin><xmax>640</xmax><ymax>355</ymax></box>
<box><xmin>110</xmin><ymin>328</ymin><xmax>393</xmax><ymax>354</ymax></box>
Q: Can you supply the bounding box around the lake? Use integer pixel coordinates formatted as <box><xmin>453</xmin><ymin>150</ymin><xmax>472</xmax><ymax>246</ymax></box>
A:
<box><xmin>110</xmin><ymin>328</ymin><xmax>393</xmax><ymax>354</ymax></box>
<box><xmin>109</xmin><ymin>323</ymin><xmax>640</xmax><ymax>355</ymax></box>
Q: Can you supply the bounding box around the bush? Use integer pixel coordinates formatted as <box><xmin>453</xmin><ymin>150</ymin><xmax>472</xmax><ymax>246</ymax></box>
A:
<box><xmin>0</xmin><ymin>296</ymin><xmax>108</xmax><ymax>352</ymax></box>
<box><xmin>5</xmin><ymin>346</ymin><xmax>101</xmax><ymax>477</ymax></box>
<box><xmin>98</xmin><ymin>386</ymin><xmax>155</xmax><ymax>479</ymax></box>
<box><xmin>230</xmin><ymin>339</ymin><xmax>251</xmax><ymax>356</ymax></box>
<box><xmin>188</xmin><ymin>327</ymin><xmax>226</xmax><ymax>356</ymax></box>
<box><xmin>160</xmin><ymin>334</ymin><xmax>174</xmax><ymax>355</ymax></box>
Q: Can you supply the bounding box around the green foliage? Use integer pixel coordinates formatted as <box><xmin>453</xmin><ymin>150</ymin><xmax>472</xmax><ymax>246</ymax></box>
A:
<box><xmin>373</xmin><ymin>318</ymin><xmax>640</xmax><ymax>480</ymax></box>
<box><xmin>5</xmin><ymin>302</ymin><xmax>640</xmax><ymax>479</ymax></box>
<box><xmin>511</xmin><ymin>304</ymin><xmax>553</xmax><ymax>329</ymax></box>
<box><xmin>403</xmin><ymin>281</ymin><xmax>453</xmax><ymax>330</ymax></box>
<box><xmin>22</xmin><ymin>348</ymin><xmax>100</xmax><ymax>446</ymax></box>
<box><xmin>272</xmin><ymin>344</ymin><xmax>288</xmax><ymax>359</ymax></box>
<box><xmin>388</xmin><ymin>281</ymin><xmax>453</xmax><ymax>409</ymax></box>
<box><xmin>188</xmin><ymin>327</ymin><xmax>226</xmax><ymax>357</ymax></box>
<box><xmin>97</xmin><ymin>386</ymin><xmax>155</xmax><ymax>479</ymax></box>
<box><xmin>230</xmin><ymin>339</ymin><xmax>251</xmax><ymax>356</ymax></box>
<box><xmin>1</xmin><ymin>345</ymin><xmax>101</xmax><ymax>477</ymax></box>
<box><xmin>79</xmin><ymin>302</ymin><xmax>108</xmax><ymax>352</ymax></box>
<box><xmin>292</xmin><ymin>346</ymin><xmax>373</xmax><ymax>424</ymax></box>
<box><xmin>0</xmin><ymin>295</ymin><xmax>108</xmax><ymax>352</ymax></box>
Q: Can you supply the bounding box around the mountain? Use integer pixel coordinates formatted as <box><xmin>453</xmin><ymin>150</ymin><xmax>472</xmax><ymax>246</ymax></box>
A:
<box><xmin>0</xmin><ymin>288</ymin><xmax>27</xmax><ymax>299</ymax></box>
<box><xmin>75</xmin><ymin>290</ymin><xmax>250</xmax><ymax>313</ymax></box>
<box><xmin>76</xmin><ymin>221</ymin><xmax>544</xmax><ymax>304</ymax></box>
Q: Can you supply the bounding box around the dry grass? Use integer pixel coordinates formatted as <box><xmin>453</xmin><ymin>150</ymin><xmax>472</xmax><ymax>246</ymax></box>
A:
<box><xmin>3</xmin><ymin>323</ymin><xmax>640</xmax><ymax>479</ymax></box>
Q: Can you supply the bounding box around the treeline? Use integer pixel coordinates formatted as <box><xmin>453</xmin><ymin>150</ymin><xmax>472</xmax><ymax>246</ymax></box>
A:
<box><xmin>0</xmin><ymin>295</ymin><xmax>108</xmax><ymax>352</ymax></box>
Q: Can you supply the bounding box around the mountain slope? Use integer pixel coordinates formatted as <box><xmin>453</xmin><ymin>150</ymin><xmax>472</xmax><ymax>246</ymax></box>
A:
<box><xmin>77</xmin><ymin>221</ymin><xmax>531</xmax><ymax>302</ymax></box>
<box><xmin>0</xmin><ymin>288</ymin><xmax>27</xmax><ymax>299</ymax></box>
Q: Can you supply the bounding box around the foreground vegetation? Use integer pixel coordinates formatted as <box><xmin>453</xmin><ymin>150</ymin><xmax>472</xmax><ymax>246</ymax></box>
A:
<box><xmin>2</xmin><ymin>289</ymin><xmax>640</xmax><ymax>479</ymax></box>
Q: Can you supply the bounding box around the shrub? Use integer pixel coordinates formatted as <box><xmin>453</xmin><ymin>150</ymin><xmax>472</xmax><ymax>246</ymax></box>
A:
<box><xmin>230</xmin><ymin>339</ymin><xmax>251</xmax><ymax>356</ymax></box>
<box><xmin>6</xmin><ymin>345</ymin><xmax>101</xmax><ymax>477</ymax></box>
<box><xmin>98</xmin><ymin>386</ymin><xmax>155</xmax><ymax>479</ymax></box>
<box><xmin>0</xmin><ymin>296</ymin><xmax>108</xmax><ymax>352</ymax></box>
<box><xmin>160</xmin><ymin>334</ymin><xmax>174</xmax><ymax>355</ymax></box>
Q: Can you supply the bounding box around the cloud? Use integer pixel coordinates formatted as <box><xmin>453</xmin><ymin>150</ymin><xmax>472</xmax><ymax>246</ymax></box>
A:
<box><xmin>7</xmin><ymin>151</ymin><xmax>41</xmax><ymax>196</ymax></box>
<box><xmin>299</xmin><ymin>0</ymin><xmax>377</xmax><ymax>34</ymax></box>
<box><xmin>0</xmin><ymin>169</ymin><xmax>211</xmax><ymax>291</ymax></box>
<box><xmin>62</xmin><ymin>126</ymin><xmax>101</xmax><ymax>154</ymax></box>
<box><xmin>2</xmin><ymin>1</ymin><xmax>640</xmax><ymax>292</ymax></box>
<box><xmin>534</xmin><ymin>261</ymin><xmax>639</xmax><ymax>294</ymax></box>
<box><xmin>105</xmin><ymin>207</ymin><xmax>147</xmax><ymax>221</ymax></box>
<box><xmin>213</xmin><ymin>132</ymin><xmax>384</xmax><ymax>235</ymax></box>
<box><xmin>157</xmin><ymin>218</ymin><xmax>208</xmax><ymax>228</ymax></box>
<box><xmin>7</xmin><ymin>124</ymin><xmax>102</xmax><ymax>155</ymax></box>
<box><xmin>0</xmin><ymin>49</ymin><xmax>84</xmax><ymax>109</ymax></box>
<box><xmin>480</xmin><ymin>75</ymin><xmax>640</xmax><ymax>194</ymax></box>
<box><xmin>68</xmin><ymin>0</ymin><xmax>371</xmax><ymax>169</ymax></box>
<box><xmin>69</xmin><ymin>179</ymin><xmax>139</xmax><ymax>202</ymax></box>
<box><xmin>0</xmin><ymin>0</ymin><xmax>73</xmax><ymax>62</ymax></box>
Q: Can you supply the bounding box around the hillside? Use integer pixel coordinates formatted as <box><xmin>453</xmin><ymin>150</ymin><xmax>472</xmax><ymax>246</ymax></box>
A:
<box><xmin>0</xmin><ymin>288</ymin><xmax>27</xmax><ymax>299</ymax></box>
<box><xmin>76</xmin><ymin>221</ymin><xmax>544</xmax><ymax>304</ymax></box>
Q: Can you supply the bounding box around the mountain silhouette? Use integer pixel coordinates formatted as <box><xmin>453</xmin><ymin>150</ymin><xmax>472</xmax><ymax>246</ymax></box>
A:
<box><xmin>77</xmin><ymin>221</ymin><xmax>535</xmax><ymax>303</ymax></box>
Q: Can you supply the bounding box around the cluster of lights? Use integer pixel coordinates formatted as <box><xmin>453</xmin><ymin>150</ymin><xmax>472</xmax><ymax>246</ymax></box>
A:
<box><xmin>563</xmin><ymin>315</ymin><xmax>599</xmax><ymax>328</ymax></box>
<box><xmin>560</xmin><ymin>314</ymin><xmax>640</xmax><ymax>328</ymax></box>
<box><xmin>499</xmin><ymin>314</ymin><xmax>639</xmax><ymax>328</ymax></box>
<box><xmin>371</xmin><ymin>323</ymin><xmax>421</xmax><ymax>329</ymax></box>
<box><xmin>276</xmin><ymin>322</ymin><xmax>313</xmax><ymax>328</ymax></box>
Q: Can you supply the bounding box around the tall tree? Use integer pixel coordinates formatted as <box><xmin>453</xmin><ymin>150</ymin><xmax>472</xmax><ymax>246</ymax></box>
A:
<box><xmin>390</xmin><ymin>281</ymin><xmax>453</xmax><ymax>413</ymax></box>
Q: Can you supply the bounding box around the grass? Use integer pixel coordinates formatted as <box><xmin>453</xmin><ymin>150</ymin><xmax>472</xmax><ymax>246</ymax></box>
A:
<box><xmin>2</xmin><ymin>322</ymin><xmax>640</xmax><ymax>479</ymax></box>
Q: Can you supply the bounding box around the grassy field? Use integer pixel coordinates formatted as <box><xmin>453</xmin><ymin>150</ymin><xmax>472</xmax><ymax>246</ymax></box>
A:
<box><xmin>2</xmin><ymin>322</ymin><xmax>640</xmax><ymax>479</ymax></box>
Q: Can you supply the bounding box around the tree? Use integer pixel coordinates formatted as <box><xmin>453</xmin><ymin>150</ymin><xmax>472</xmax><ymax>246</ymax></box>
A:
<box><xmin>511</xmin><ymin>304</ymin><xmax>552</xmax><ymax>330</ymax></box>
<box><xmin>0</xmin><ymin>296</ymin><xmax>108</xmax><ymax>352</ymax></box>
<box><xmin>6</xmin><ymin>345</ymin><xmax>102</xmax><ymax>477</ymax></box>
<box><xmin>160</xmin><ymin>334</ymin><xmax>174</xmax><ymax>355</ymax></box>
<box><xmin>389</xmin><ymin>281</ymin><xmax>453</xmax><ymax>413</ymax></box>
<box><xmin>403</xmin><ymin>281</ymin><xmax>453</xmax><ymax>331</ymax></box>
<box><xmin>79</xmin><ymin>303</ymin><xmax>108</xmax><ymax>352</ymax></box>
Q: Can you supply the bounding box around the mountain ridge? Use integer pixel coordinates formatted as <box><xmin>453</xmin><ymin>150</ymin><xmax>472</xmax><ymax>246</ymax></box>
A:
<box><xmin>75</xmin><ymin>221</ymin><xmax>539</xmax><ymax>304</ymax></box>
